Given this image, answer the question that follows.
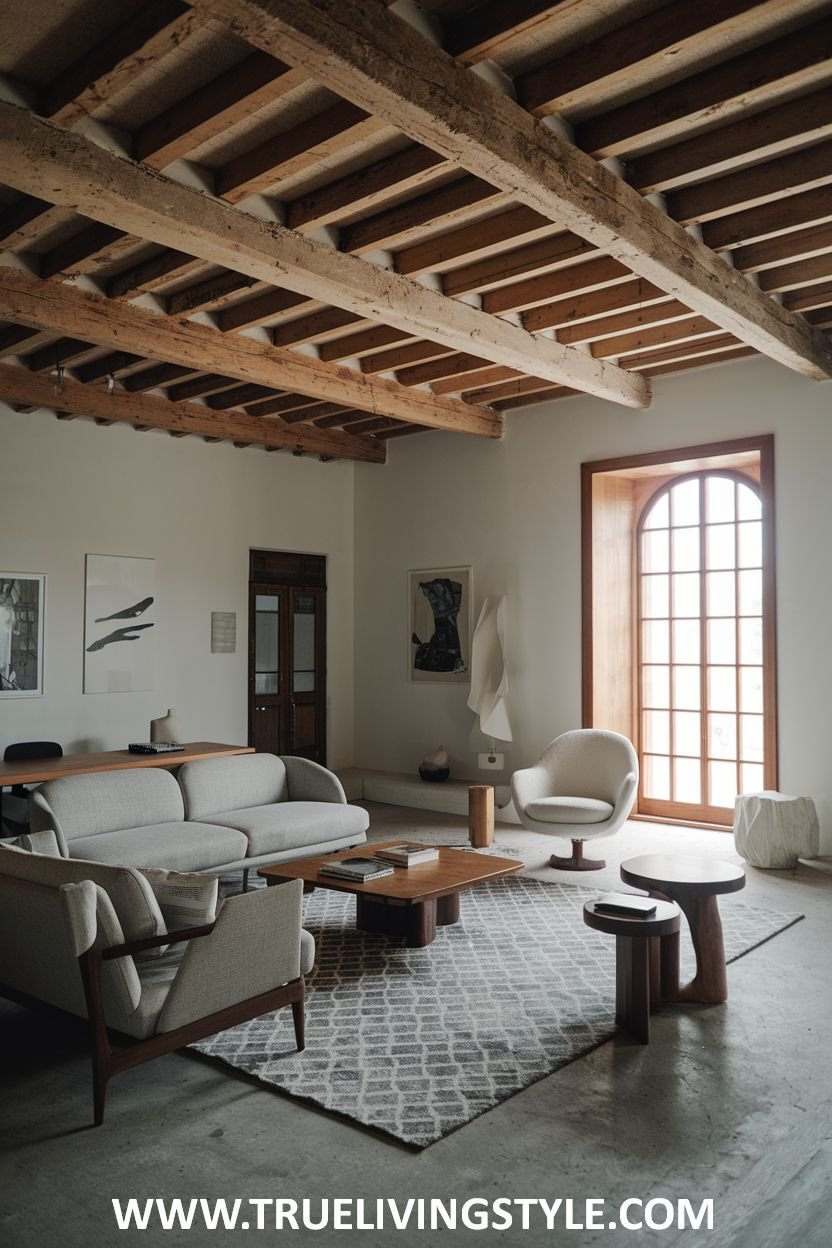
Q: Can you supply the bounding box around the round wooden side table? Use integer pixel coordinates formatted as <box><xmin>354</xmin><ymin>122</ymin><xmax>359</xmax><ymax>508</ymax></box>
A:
<box><xmin>620</xmin><ymin>855</ymin><xmax>746</xmax><ymax>1004</ymax></box>
<box><xmin>583</xmin><ymin>899</ymin><xmax>681</xmax><ymax>1044</ymax></box>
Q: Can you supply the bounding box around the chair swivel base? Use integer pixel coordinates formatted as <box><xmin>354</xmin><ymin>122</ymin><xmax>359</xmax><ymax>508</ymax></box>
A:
<box><xmin>549</xmin><ymin>838</ymin><xmax>606</xmax><ymax>871</ymax></box>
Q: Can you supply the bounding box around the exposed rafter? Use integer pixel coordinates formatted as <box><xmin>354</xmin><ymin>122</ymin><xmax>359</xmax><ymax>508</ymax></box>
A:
<box><xmin>186</xmin><ymin>0</ymin><xmax>832</xmax><ymax>382</ymax></box>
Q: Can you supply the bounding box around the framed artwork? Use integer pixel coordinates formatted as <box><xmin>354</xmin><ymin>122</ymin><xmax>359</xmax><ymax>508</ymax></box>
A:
<box><xmin>409</xmin><ymin>566</ymin><xmax>472</xmax><ymax>683</ymax></box>
<box><xmin>0</xmin><ymin>573</ymin><xmax>45</xmax><ymax>697</ymax></box>
<box><xmin>84</xmin><ymin>555</ymin><xmax>156</xmax><ymax>693</ymax></box>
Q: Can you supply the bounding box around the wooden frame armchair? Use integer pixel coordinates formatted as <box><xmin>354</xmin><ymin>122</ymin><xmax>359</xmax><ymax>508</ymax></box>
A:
<box><xmin>0</xmin><ymin>869</ymin><xmax>312</xmax><ymax>1126</ymax></box>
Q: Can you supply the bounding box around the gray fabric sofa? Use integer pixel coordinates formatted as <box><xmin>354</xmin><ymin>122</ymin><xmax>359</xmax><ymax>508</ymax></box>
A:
<box><xmin>28</xmin><ymin>753</ymin><xmax>368</xmax><ymax>873</ymax></box>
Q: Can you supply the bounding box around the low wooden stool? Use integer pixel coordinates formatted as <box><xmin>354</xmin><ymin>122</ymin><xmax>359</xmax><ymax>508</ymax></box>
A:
<box><xmin>468</xmin><ymin>785</ymin><xmax>495</xmax><ymax>848</ymax></box>
<box><xmin>583</xmin><ymin>899</ymin><xmax>681</xmax><ymax>1044</ymax></box>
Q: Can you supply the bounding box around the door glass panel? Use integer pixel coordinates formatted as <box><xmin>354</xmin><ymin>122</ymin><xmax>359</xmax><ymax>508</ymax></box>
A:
<box><xmin>672</xmin><ymin>573</ymin><xmax>699</xmax><ymax>617</ymax></box>
<box><xmin>707</xmin><ymin>665</ymin><xmax>736</xmax><ymax>712</ymax></box>
<box><xmin>740</xmin><ymin>666</ymin><xmax>764</xmax><ymax>713</ymax></box>
<box><xmin>740</xmin><ymin>762</ymin><xmax>765</xmax><ymax>793</ymax></box>
<box><xmin>643</xmin><ymin>710</ymin><xmax>670</xmax><ymax>754</ymax></box>
<box><xmin>254</xmin><ymin>594</ymin><xmax>279</xmax><ymax>694</ymax></box>
<box><xmin>738</xmin><ymin>569</ymin><xmax>763</xmax><ymax>616</ymax></box>
<box><xmin>673</xmin><ymin>711</ymin><xmax>700</xmax><ymax>757</ymax></box>
<box><xmin>706</xmin><ymin>476</ymin><xmax>735</xmax><ymax>523</ymax></box>
<box><xmin>672</xmin><ymin>527</ymin><xmax>699</xmax><ymax>571</ymax></box>
<box><xmin>643</xmin><ymin>620</ymin><xmax>669</xmax><ymax>664</ymax></box>
<box><xmin>707</xmin><ymin>618</ymin><xmax>736</xmax><ymax>664</ymax></box>
<box><xmin>707</xmin><ymin>571</ymin><xmax>735</xmax><ymax>616</ymax></box>
<box><xmin>643</xmin><ymin>665</ymin><xmax>669</xmax><ymax>709</ymax></box>
<box><xmin>709</xmin><ymin>760</ymin><xmax>738</xmax><ymax>808</ymax></box>
<box><xmin>673</xmin><ymin>665</ymin><xmax>700</xmax><ymax>710</ymax></box>
<box><xmin>671</xmin><ymin>479</ymin><xmax>699</xmax><ymax>526</ymax></box>
<box><xmin>643</xmin><ymin>754</ymin><xmax>670</xmax><ymax>799</ymax></box>
<box><xmin>737</xmin><ymin>521</ymin><xmax>762</xmax><ymax>568</ymax></box>
<box><xmin>642</xmin><ymin>574</ymin><xmax>669</xmax><ymax>618</ymax></box>
<box><xmin>642</xmin><ymin>529</ymin><xmax>669</xmax><ymax>573</ymax></box>
<box><xmin>674</xmin><ymin>756</ymin><xmax>700</xmax><ymax>804</ymax></box>
<box><xmin>740</xmin><ymin>714</ymin><xmax>764</xmax><ymax>763</ymax></box>
<box><xmin>643</xmin><ymin>493</ymin><xmax>669</xmax><ymax>528</ymax></box>
<box><xmin>293</xmin><ymin>595</ymin><xmax>316</xmax><ymax>692</ymax></box>
<box><xmin>706</xmin><ymin>524</ymin><xmax>735</xmax><ymax>569</ymax></box>
<box><xmin>673</xmin><ymin>618</ymin><xmax>700</xmax><ymax>663</ymax></box>
<box><xmin>708</xmin><ymin>712</ymin><xmax>737</xmax><ymax>760</ymax></box>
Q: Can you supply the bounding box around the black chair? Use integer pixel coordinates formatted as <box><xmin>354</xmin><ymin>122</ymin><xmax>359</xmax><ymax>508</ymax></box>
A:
<box><xmin>1</xmin><ymin>741</ymin><xmax>63</xmax><ymax>833</ymax></box>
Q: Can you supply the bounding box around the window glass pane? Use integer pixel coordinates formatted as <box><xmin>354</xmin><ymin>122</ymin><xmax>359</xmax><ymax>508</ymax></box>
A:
<box><xmin>672</xmin><ymin>573</ymin><xmax>700</xmax><ymax>618</ymax></box>
<box><xmin>673</xmin><ymin>618</ymin><xmax>700</xmax><ymax>664</ymax></box>
<box><xmin>293</xmin><ymin>595</ymin><xmax>316</xmax><ymax>693</ymax></box>
<box><xmin>643</xmin><ymin>665</ymin><xmax>669</xmax><ymax>709</ymax></box>
<box><xmin>672</xmin><ymin>479</ymin><xmax>699</xmax><ymax>527</ymax></box>
<box><xmin>706</xmin><ymin>476</ymin><xmax>735</xmax><ymax>523</ymax></box>
<box><xmin>643</xmin><ymin>620</ymin><xmax>669</xmax><ymax>664</ymax></box>
<box><xmin>642</xmin><ymin>574</ymin><xmax>669</xmax><ymax>618</ymax></box>
<box><xmin>706</xmin><ymin>524</ymin><xmax>735</xmax><ymax>570</ymax></box>
<box><xmin>255</xmin><ymin>603</ymin><xmax>278</xmax><ymax>676</ymax></box>
<box><xmin>254</xmin><ymin>672</ymin><xmax>278</xmax><ymax>694</ymax></box>
<box><xmin>739</xmin><ymin>617</ymin><xmax>763</xmax><ymax>665</ymax></box>
<box><xmin>672</xmin><ymin>527</ymin><xmax>699</xmax><ymax>572</ymax></box>
<box><xmin>708</xmin><ymin>712</ymin><xmax>737</xmax><ymax>760</ymax></box>
<box><xmin>642</xmin><ymin>529</ymin><xmax>669</xmax><ymax>573</ymax></box>
<box><xmin>737</xmin><ymin>521</ymin><xmax>762</xmax><ymax>568</ymax></box>
<box><xmin>643</xmin><ymin>492</ymin><xmax>669</xmax><ymax>529</ymax></box>
<box><xmin>709</xmin><ymin>760</ymin><xmax>738</xmax><ymax>808</ymax></box>
<box><xmin>707</xmin><ymin>617</ymin><xmax>736</xmax><ymax>664</ymax></box>
<box><xmin>707</xmin><ymin>571</ymin><xmax>736</xmax><ymax>617</ymax></box>
<box><xmin>673</xmin><ymin>665</ymin><xmax>700</xmax><ymax>710</ymax></box>
<box><xmin>707</xmin><ymin>665</ymin><xmax>736</xmax><ymax>712</ymax></box>
<box><xmin>674</xmin><ymin>756</ymin><xmax>701</xmax><ymax>804</ymax></box>
<box><xmin>740</xmin><ymin>666</ymin><xmax>764</xmax><ymax>713</ymax></box>
<box><xmin>255</xmin><ymin>594</ymin><xmax>279</xmax><ymax>612</ymax></box>
<box><xmin>740</xmin><ymin>763</ymin><xmax>765</xmax><ymax>794</ymax></box>
<box><xmin>738</xmin><ymin>569</ymin><xmax>762</xmax><ymax>616</ymax></box>
<box><xmin>643</xmin><ymin>710</ymin><xmax>670</xmax><ymax>754</ymax></box>
<box><xmin>740</xmin><ymin>714</ymin><xmax>764</xmax><ymax>763</ymax></box>
<box><xmin>643</xmin><ymin>754</ymin><xmax>670</xmax><ymax>800</ymax></box>
<box><xmin>673</xmin><ymin>711</ymin><xmax>700</xmax><ymax>757</ymax></box>
<box><xmin>737</xmin><ymin>484</ymin><xmax>761</xmax><ymax>520</ymax></box>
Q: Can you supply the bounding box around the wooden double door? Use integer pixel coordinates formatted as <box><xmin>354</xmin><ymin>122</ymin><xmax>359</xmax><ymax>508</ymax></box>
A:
<box><xmin>248</xmin><ymin>550</ymin><xmax>326</xmax><ymax>763</ymax></box>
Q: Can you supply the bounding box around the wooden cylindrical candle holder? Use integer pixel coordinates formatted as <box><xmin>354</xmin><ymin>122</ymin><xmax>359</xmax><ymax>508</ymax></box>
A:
<box><xmin>468</xmin><ymin>785</ymin><xmax>495</xmax><ymax>848</ymax></box>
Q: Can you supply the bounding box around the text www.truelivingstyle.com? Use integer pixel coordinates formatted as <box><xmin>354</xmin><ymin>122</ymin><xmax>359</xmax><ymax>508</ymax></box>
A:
<box><xmin>112</xmin><ymin>1196</ymin><xmax>715</xmax><ymax>1233</ymax></box>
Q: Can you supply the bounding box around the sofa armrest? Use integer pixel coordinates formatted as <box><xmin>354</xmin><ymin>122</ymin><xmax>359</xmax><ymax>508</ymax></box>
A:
<box><xmin>281</xmin><ymin>756</ymin><xmax>346</xmax><ymax>804</ymax></box>
<box><xmin>154</xmin><ymin>879</ymin><xmax>306</xmax><ymax>1033</ymax></box>
<box><xmin>27</xmin><ymin>791</ymin><xmax>69</xmax><ymax>856</ymax></box>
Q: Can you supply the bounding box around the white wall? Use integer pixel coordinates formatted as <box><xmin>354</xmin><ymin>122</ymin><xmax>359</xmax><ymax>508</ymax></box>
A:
<box><xmin>354</xmin><ymin>356</ymin><xmax>832</xmax><ymax>850</ymax></box>
<box><xmin>0</xmin><ymin>407</ymin><xmax>356</xmax><ymax>768</ymax></box>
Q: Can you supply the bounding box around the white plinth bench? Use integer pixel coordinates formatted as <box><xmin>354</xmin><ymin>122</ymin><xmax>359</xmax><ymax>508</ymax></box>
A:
<box><xmin>733</xmin><ymin>790</ymin><xmax>819</xmax><ymax>868</ymax></box>
<box><xmin>337</xmin><ymin>768</ymin><xmax>516</xmax><ymax>822</ymax></box>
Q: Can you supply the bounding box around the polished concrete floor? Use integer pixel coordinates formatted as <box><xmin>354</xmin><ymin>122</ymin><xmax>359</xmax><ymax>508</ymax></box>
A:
<box><xmin>1</xmin><ymin>804</ymin><xmax>831</xmax><ymax>1247</ymax></box>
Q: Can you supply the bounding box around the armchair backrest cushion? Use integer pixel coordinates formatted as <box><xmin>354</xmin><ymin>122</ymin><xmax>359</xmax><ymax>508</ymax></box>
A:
<box><xmin>540</xmin><ymin>730</ymin><xmax>638</xmax><ymax>804</ymax></box>
<box><xmin>178</xmin><ymin>753</ymin><xmax>288</xmax><ymax>819</ymax></box>
<box><xmin>29</xmin><ymin>768</ymin><xmax>185</xmax><ymax>844</ymax></box>
<box><xmin>0</xmin><ymin>843</ymin><xmax>166</xmax><ymax>944</ymax></box>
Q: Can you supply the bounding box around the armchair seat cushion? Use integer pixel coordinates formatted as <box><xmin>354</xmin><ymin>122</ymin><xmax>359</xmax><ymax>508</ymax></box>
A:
<box><xmin>198</xmin><ymin>802</ymin><xmax>369</xmax><ymax>857</ymax></box>
<box><xmin>68</xmin><ymin>823</ymin><xmax>248</xmax><ymax>872</ymax></box>
<box><xmin>526</xmin><ymin>796</ymin><xmax>614</xmax><ymax>825</ymax></box>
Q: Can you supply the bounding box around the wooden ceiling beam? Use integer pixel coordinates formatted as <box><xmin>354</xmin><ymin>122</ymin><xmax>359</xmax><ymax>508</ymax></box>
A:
<box><xmin>592</xmin><ymin>316</ymin><xmax>724</xmax><ymax>360</ymax></box>
<box><xmin>519</xmin><ymin>0</ymin><xmax>786</xmax><ymax>117</ymax></box>
<box><xmin>702</xmin><ymin>187</ymin><xmax>832</xmax><ymax>251</ymax></box>
<box><xmin>442</xmin><ymin>232</ymin><xmax>594</xmax><ymax>298</ymax></box>
<box><xmin>0</xmin><ymin>197</ymin><xmax>67</xmax><ymax>248</ymax></box>
<box><xmin>167</xmin><ymin>374</ymin><xmax>242</xmax><ymax>402</ymax></box>
<box><xmin>638</xmin><ymin>346</ymin><xmax>757</xmax><ymax>378</ymax></box>
<box><xmin>198</xmin><ymin>0</ymin><xmax>832</xmax><ymax>381</ymax></box>
<box><xmin>556</xmin><ymin>298</ymin><xmax>687</xmax><ymax>346</ymax></box>
<box><xmin>286</xmin><ymin>144</ymin><xmax>447</xmax><ymax>232</ymax></box>
<box><xmin>317</xmin><ymin>324</ymin><xmax>412</xmax><ymax>362</ymax></box>
<box><xmin>629</xmin><ymin>85</ymin><xmax>832</xmax><ymax>195</ymax></box>
<box><xmin>122</xmin><ymin>363</ymin><xmax>198</xmax><ymax>392</ymax></box>
<box><xmin>0</xmin><ymin>362</ymin><xmax>385</xmax><ymax>463</ymax></box>
<box><xmin>522</xmin><ymin>279</ymin><xmax>669</xmax><ymax>333</ymax></box>
<box><xmin>0</xmin><ymin>107</ymin><xmax>645</xmax><ymax>408</ymax></box>
<box><xmin>577</xmin><ymin>15</ymin><xmax>832</xmax><ymax>158</ymax></box>
<box><xmin>205</xmin><ymin>384</ymin><xmax>274</xmax><ymax>410</ymax></box>
<box><xmin>361</xmin><ymin>341</ymin><xmax>453</xmax><ymax>374</ymax></box>
<box><xmin>166</xmin><ymin>273</ymin><xmax>262</xmax><ymax>317</ymax></box>
<box><xmin>445</xmin><ymin>0</ymin><xmax>585</xmax><ymax>66</ymax></box>
<box><xmin>395</xmin><ymin>206</ymin><xmax>554</xmax><ymax>277</ymax></box>
<box><xmin>0</xmin><ymin>270</ymin><xmax>501</xmax><ymax>436</ymax></box>
<box><xmin>482</xmin><ymin>258</ymin><xmax>631</xmax><ymax>316</ymax></box>
<box><xmin>338</xmin><ymin>175</ymin><xmax>505</xmax><ymax>255</ymax></box>
<box><xmin>74</xmin><ymin>351</ymin><xmax>146</xmax><ymax>383</ymax></box>
<box><xmin>758</xmin><ymin>253</ymin><xmax>832</xmax><ymax>294</ymax></box>
<box><xmin>783</xmin><ymin>281</ymin><xmax>832</xmax><ymax>313</ymax></box>
<box><xmin>733</xmin><ymin>221</ymin><xmax>832</xmax><ymax>273</ymax></box>
<box><xmin>271</xmin><ymin>308</ymin><xmax>364</xmax><ymax>348</ymax></box>
<box><xmin>623</xmin><ymin>334</ymin><xmax>744</xmax><ymax>370</ymax></box>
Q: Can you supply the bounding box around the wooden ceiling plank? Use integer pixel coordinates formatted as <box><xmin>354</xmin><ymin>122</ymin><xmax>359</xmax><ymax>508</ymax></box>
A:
<box><xmin>286</xmin><ymin>144</ymin><xmax>447</xmax><ymax>232</ymax></box>
<box><xmin>107</xmin><ymin>251</ymin><xmax>202</xmax><ymax>299</ymax></box>
<box><xmin>361</xmin><ymin>341</ymin><xmax>454</xmax><ymax>374</ymax></box>
<box><xmin>556</xmin><ymin>299</ymin><xmax>687</xmax><ymax>346</ymax></box>
<box><xmin>0</xmin><ymin>362</ymin><xmax>385</xmax><ymax>463</ymax></box>
<box><xmin>758</xmin><ymin>252</ymin><xmax>832</xmax><ymax>293</ymax></box>
<box><xmin>197</xmin><ymin>0</ymin><xmax>831</xmax><ymax>380</ymax></box>
<box><xmin>445</xmin><ymin>0</ymin><xmax>585</xmax><ymax>65</ymax></box>
<box><xmin>523</xmin><ymin>279</ymin><xmax>669</xmax><ymax>333</ymax></box>
<box><xmin>0</xmin><ymin>106</ymin><xmax>646</xmax><ymax>408</ymax></box>
<box><xmin>0</xmin><ymin>197</ymin><xmax>67</xmax><ymax>248</ymax></box>
<box><xmin>395</xmin><ymin>205</ymin><xmax>553</xmax><ymax>277</ymax></box>
<box><xmin>637</xmin><ymin>346</ymin><xmax>757</xmax><ymax>377</ymax></box>
<box><xmin>668</xmin><ymin>138</ymin><xmax>832</xmax><ymax>226</ymax></box>
<box><xmin>592</xmin><ymin>315</ymin><xmax>724</xmax><ymax>360</ymax></box>
<box><xmin>431</xmin><ymin>363</ymin><xmax>519</xmax><ymax>395</ymax></box>
<box><xmin>442</xmin><ymin>231</ymin><xmax>595</xmax><ymax>297</ymax></box>
<box><xmin>482</xmin><ymin>258</ymin><xmax>632</xmax><ymax>316</ymax></box>
<box><xmin>136</xmin><ymin>52</ymin><xmax>308</xmax><ymax>167</ymax></box>
<box><xmin>217</xmin><ymin>290</ymin><xmax>311</xmax><ymax>333</ymax></box>
<box><xmin>395</xmin><ymin>352</ymin><xmax>490</xmax><ymax>388</ymax></box>
<box><xmin>577</xmin><ymin>14</ymin><xmax>832</xmax><ymax>158</ymax></box>
<box><xmin>122</xmin><ymin>362</ymin><xmax>199</xmax><ymax>392</ymax></box>
<box><xmin>218</xmin><ymin>103</ymin><xmax>388</xmax><ymax>203</ymax></box>
<box><xmin>167</xmin><ymin>373</ymin><xmax>242</xmax><ymax>401</ymax></box>
<box><xmin>40</xmin><ymin>0</ymin><xmax>201</xmax><ymax>126</ymax></box>
<box><xmin>0</xmin><ymin>270</ymin><xmax>501</xmax><ymax>436</ymax></box>
<box><xmin>317</xmin><ymin>324</ymin><xmax>412</xmax><ymax>362</ymax></box>
<box><xmin>783</xmin><ymin>280</ymin><xmax>832</xmax><ymax>312</ymax></box>
<box><xmin>733</xmin><ymin>220</ymin><xmax>832</xmax><ymax>273</ymax></box>
<box><xmin>205</xmin><ymin>383</ymin><xmax>273</xmax><ymax>409</ymax></box>
<box><xmin>629</xmin><ymin>84</ymin><xmax>832</xmax><ymax>195</ymax></box>
<box><xmin>166</xmin><ymin>273</ymin><xmax>262</xmax><ymax>316</ymax></box>
<box><xmin>243</xmin><ymin>393</ymin><xmax>323</xmax><ymax>417</ymax></box>
<box><xmin>271</xmin><ymin>308</ymin><xmax>364</xmax><ymax>348</ymax></box>
<box><xmin>519</xmin><ymin>0</ymin><xmax>788</xmax><ymax>117</ymax></box>
<box><xmin>74</xmin><ymin>351</ymin><xmax>145</xmax><ymax>383</ymax></box>
<box><xmin>623</xmin><ymin>333</ymin><xmax>744</xmax><ymax>370</ymax></box>
<box><xmin>703</xmin><ymin>186</ymin><xmax>832</xmax><ymax>251</ymax></box>
<box><xmin>338</xmin><ymin>174</ymin><xmax>505</xmax><ymax>255</ymax></box>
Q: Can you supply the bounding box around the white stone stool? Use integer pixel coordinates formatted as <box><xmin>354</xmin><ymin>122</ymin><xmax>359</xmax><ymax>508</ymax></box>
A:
<box><xmin>733</xmin><ymin>791</ymin><xmax>819</xmax><ymax>868</ymax></box>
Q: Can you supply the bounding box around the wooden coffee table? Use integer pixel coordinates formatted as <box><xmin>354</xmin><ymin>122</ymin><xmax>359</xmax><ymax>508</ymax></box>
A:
<box><xmin>620</xmin><ymin>855</ymin><xmax>746</xmax><ymax>1004</ymax></box>
<box><xmin>259</xmin><ymin>842</ymin><xmax>522</xmax><ymax>947</ymax></box>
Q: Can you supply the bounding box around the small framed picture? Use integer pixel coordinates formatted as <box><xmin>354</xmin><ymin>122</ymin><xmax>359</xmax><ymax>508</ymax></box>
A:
<box><xmin>0</xmin><ymin>573</ymin><xmax>45</xmax><ymax>697</ymax></box>
<box><xmin>409</xmin><ymin>566</ymin><xmax>472</xmax><ymax>683</ymax></box>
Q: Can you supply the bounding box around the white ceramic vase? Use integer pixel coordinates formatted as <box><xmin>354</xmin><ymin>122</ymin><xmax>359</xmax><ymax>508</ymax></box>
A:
<box><xmin>150</xmin><ymin>708</ymin><xmax>180</xmax><ymax>744</ymax></box>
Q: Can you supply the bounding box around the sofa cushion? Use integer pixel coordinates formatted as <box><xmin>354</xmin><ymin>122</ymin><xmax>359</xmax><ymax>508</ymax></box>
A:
<box><xmin>526</xmin><ymin>796</ymin><xmax>614</xmax><ymax>825</ymax></box>
<box><xmin>198</xmin><ymin>802</ymin><xmax>369</xmax><ymax>857</ymax></box>
<box><xmin>68</xmin><ymin>822</ymin><xmax>248</xmax><ymax>872</ymax></box>
<box><xmin>178</xmin><ymin>754</ymin><xmax>288</xmax><ymax>821</ymax></box>
<box><xmin>29</xmin><ymin>768</ymin><xmax>185</xmax><ymax>843</ymax></box>
<box><xmin>139</xmin><ymin>868</ymin><xmax>219</xmax><ymax>931</ymax></box>
<box><xmin>0</xmin><ymin>842</ymin><xmax>166</xmax><ymax>944</ymax></box>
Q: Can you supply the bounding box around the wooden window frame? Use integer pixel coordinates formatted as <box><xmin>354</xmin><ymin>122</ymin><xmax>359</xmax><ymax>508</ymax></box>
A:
<box><xmin>581</xmin><ymin>435</ymin><xmax>777</xmax><ymax>830</ymax></box>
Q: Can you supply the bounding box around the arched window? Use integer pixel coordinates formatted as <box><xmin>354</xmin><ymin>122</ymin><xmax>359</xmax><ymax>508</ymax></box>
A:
<box><xmin>637</xmin><ymin>471</ymin><xmax>771</xmax><ymax>822</ymax></box>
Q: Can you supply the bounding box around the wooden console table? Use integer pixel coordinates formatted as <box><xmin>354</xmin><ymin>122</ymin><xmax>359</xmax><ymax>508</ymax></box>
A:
<box><xmin>0</xmin><ymin>741</ymin><xmax>253</xmax><ymax>787</ymax></box>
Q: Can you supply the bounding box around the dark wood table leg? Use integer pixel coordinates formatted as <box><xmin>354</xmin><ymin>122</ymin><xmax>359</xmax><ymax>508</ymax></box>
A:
<box><xmin>615</xmin><ymin>934</ymin><xmax>651</xmax><ymax>1044</ymax></box>
<box><xmin>355</xmin><ymin>895</ymin><xmax>438</xmax><ymax>947</ymax></box>
<box><xmin>674</xmin><ymin>893</ymin><xmax>729</xmax><ymax>1003</ymax></box>
<box><xmin>436</xmin><ymin>893</ymin><xmax>460</xmax><ymax>926</ymax></box>
<box><xmin>659</xmin><ymin>928</ymin><xmax>681</xmax><ymax>1002</ymax></box>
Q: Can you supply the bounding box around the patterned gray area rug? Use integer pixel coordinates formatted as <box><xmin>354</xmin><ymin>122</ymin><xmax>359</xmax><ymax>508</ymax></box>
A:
<box><xmin>190</xmin><ymin>877</ymin><xmax>801</xmax><ymax>1148</ymax></box>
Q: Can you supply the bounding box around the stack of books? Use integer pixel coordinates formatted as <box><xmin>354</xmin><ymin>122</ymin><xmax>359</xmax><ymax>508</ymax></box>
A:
<box><xmin>319</xmin><ymin>857</ymin><xmax>395</xmax><ymax>883</ymax></box>
<box><xmin>593</xmin><ymin>892</ymin><xmax>657</xmax><ymax>918</ymax></box>
<box><xmin>374</xmin><ymin>844</ymin><xmax>440</xmax><ymax>867</ymax></box>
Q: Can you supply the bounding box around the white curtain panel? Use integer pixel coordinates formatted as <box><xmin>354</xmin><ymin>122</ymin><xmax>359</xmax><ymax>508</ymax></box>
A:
<box><xmin>467</xmin><ymin>596</ymin><xmax>513</xmax><ymax>743</ymax></box>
